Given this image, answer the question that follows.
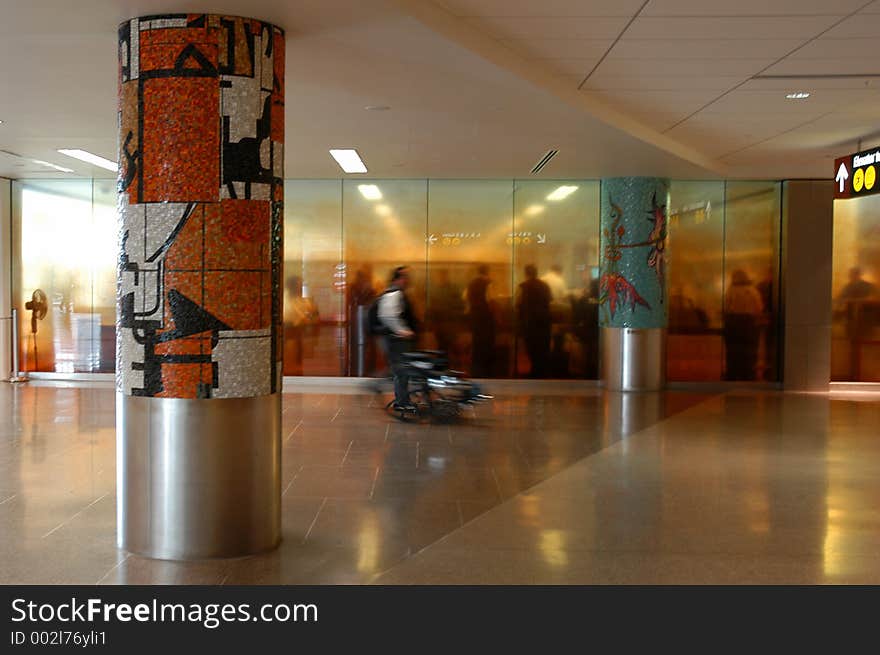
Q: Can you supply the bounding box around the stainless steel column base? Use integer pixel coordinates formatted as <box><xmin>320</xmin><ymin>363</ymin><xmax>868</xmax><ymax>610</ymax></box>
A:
<box><xmin>117</xmin><ymin>393</ymin><xmax>281</xmax><ymax>560</ymax></box>
<box><xmin>601</xmin><ymin>327</ymin><xmax>666</xmax><ymax>392</ymax></box>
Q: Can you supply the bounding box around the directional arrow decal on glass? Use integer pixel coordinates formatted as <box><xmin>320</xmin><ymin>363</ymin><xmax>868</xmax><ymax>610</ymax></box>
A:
<box><xmin>536</xmin><ymin>233</ymin><xmax>546</xmax><ymax>244</ymax></box>
<box><xmin>836</xmin><ymin>162</ymin><xmax>849</xmax><ymax>193</ymax></box>
<box><xmin>427</xmin><ymin>234</ymin><xmax>438</xmax><ymax>245</ymax></box>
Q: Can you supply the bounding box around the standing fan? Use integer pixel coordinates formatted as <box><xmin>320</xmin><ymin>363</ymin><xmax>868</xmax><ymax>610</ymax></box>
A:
<box><xmin>24</xmin><ymin>289</ymin><xmax>48</xmax><ymax>370</ymax></box>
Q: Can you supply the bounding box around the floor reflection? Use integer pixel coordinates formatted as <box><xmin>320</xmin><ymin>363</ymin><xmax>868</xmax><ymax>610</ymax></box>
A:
<box><xmin>0</xmin><ymin>382</ymin><xmax>711</xmax><ymax>584</ymax></box>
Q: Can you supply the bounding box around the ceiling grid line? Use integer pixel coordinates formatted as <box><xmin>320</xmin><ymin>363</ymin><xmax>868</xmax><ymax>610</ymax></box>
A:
<box><xmin>576</xmin><ymin>0</ymin><xmax>652</xmax><ymax>90</ymax></box>
<box><xmin>661</xmin><ymin>0</ymin><xmax>877</xmax><ymax>134</ymax></box>
<box><xmin>717</xmin><ymin>110</ymin><xmax>838</xmax><ymax>161</ymax></box>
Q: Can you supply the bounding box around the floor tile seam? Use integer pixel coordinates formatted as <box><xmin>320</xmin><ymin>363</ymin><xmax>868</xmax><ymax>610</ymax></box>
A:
<box><xmin>367</xmin><ymin>392</ymin><xmax>727</xmax><ymax>583</ymax></box>
<box><xmin>95</xmin><ymin>553</ymin><xmax>132</xmax><ymax>586</ymax></box>
<box><xmin>372</xmin><ymin>542</ymin><xmax>857</xmax><ymax>560</ymax></box>
<box><xmin>40</xmin><ymin>492</ymin><xmax>112</xmax><ymax>539</ymax></box>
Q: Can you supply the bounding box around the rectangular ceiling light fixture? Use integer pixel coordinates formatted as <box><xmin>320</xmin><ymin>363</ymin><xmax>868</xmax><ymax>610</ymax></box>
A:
<box><xmin>57</xmin><ymin>148</ymin><xmax>118</xmax><ymax>171</ymax></box>
<box><xmin>546</xmin><ymin>185</ymin><xmax>578</xmax><ymax>201</ymax></box>
<box><xmin>329</xmin><ymin>148</ymin><xmax>368</xmax><ymax>174</ymax></box>
<box><xmin>358</xmin><ymin>184</ymin><xmax>382</xmax><ymax>200</ymax></box>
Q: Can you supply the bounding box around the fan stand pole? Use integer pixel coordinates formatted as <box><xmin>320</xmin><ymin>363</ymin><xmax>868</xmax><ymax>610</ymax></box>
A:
<box><xmin>7</xmin><ymin>308</ymin><xmax>28</xmax><ymax>383</ymax></box>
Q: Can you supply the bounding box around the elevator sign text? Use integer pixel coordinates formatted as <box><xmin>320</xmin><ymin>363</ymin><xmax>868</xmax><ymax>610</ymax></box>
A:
<box><xmin>834</xmin><ymin>147</ymin><xmax>880</xmax><ymax>199</ymax></box>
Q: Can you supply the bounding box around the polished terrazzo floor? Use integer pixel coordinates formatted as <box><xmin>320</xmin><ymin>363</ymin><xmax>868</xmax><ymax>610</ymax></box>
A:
<box><xmin>1</xmin><ymin>382</ymin><xmax>879</xmax><ymax>584</ymax></box>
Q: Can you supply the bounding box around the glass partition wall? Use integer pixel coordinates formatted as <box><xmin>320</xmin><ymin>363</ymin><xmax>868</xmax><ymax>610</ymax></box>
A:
<box><xmin>667</xmin><ymin>180</ymin><xmax>781</xmax><ymax>382</ymax></box>
<box><xmin>13</xmin><ymin>179</ymin><xmax>116</xmax><ymax>373</ymax></box>
<box><xmin>832</xmin><ymin>193</ymin><xmax>880</xmax><ymax>381</ymax></box>
<box><xmin>13</xmin><ymin>178</ymin><xmax>783</xmax><ymax>381</ymax></box>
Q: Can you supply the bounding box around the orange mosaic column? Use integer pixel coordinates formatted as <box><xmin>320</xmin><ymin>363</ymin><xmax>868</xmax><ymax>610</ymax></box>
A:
<box><xmin>117</xmin><ymin>14</ymin><xmax>284</xmax><ymax>399</ymax></box>
<box><xmin>116</xmin><ymin>14</ymin><xmax>284</xmax><ymax>560</ymax></box>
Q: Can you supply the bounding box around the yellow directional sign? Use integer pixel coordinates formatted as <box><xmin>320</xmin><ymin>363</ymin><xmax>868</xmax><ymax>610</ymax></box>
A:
<box><xmin>854</xmin><ymin>168</ymin><xmax>865</xmax><ymax>192</ymax></box>
<box><xmin>835</xmin><ymin>148</ymin><xmax>880</xmax><ymax>199</ymax></box>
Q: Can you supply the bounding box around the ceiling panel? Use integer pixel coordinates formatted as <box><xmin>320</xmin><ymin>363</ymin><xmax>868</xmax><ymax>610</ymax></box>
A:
<box><xmin>584</xmin><ymin>73</ymin><xmax>747</xmax><ymax>91</ymax></box>
<box><xmin>821</xmin><ymin>12</ymin><xmax>880</xmax><ymax>37</ymax></box>
<box><xmin>611</xmin><ymin>38</ymin><xmax>805</xmax><ymax>59</ymax></box>
<box><xmin>596</xmin><ymin>57</ymin><xmax>770</xmax><ymax>77</ymax></box>
<box><xmin>499</xmin><ymin>38</ymin><xmax>613</xmax><ymax>60</ymax></box>
<box><xmin>698</xmin><ymin>89</ymin><xmax>876</xmax><ymax>115</ymax></box>
<box><xmin>643</xmin><ymin>0</ymin><xmax>867</xmax><ymax>17</ymax></box>
<box><xmin>626</xmin><ymin>15</ymin><xmax>842</xmax><ymax>40</ymax></box>
<box><xmin>583</xmin><ymin>89</ymin><xmax>723</xmax><ymax>131</ymax></box>
<box><xmin>761</xmin><ymin>58</ymin><xmax>880</xmax><ymax>76</ymax></box>
<box><xmin>786</xmin><ymin>37</ymin><xmax>876</xmax><ymax>60</ymax></box>
<box><xmin>464</xmin><ymin>16</ymin><xmax>629</xmax><ymax>39</ymax></box>
<box><xmin>745</xmin><ymin>76</ymin><xmax>880</xmax><ymax>90</ymax></box>
<box><xmin>438</xmin><ymin>0</ymin><xmax>643</xmax><ymax>17</ymax></box>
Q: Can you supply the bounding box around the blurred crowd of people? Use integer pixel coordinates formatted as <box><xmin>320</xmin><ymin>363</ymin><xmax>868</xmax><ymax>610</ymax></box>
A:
<box><xmin>283</xmin><ymin>262</ymin><xmax>603</xmax><ymax>379</ymax></box>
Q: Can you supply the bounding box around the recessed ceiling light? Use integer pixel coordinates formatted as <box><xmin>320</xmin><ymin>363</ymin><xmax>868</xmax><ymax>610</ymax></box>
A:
<box><xmin>329</xmin><ymin>149</ymin><xmax>368</xmax><ymax>174</ymax></box>
<box><xmin>358</xmin><ymin>184</ymin><xmax>382</xmax><ymax>200</ymax></box>
<box><xmin>57</xmin><ymin>148</ymin><xmax>118</xmax><ymax>171</ymax></box>
<box><xmin>546</xmin><ymin>185</ymin><xmax>578</xmax><ymax>201</ymax></box>
<box><xmin>364</xmin><ymin>105</ymin><xmax>390</xmax><ymax>111</ymax></box>
<box><xmin>32</xmin><ymin>159</ymin><xmax>74</xmax><ymax>173</ymax></box>
<box><xmin>785</xmin><ymin>92</ymin><xmax>810</xmax><ymax>99</ymax></box>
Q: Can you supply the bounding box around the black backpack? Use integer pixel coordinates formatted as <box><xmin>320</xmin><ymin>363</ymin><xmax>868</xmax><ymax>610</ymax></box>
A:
<box><xmin>366</xmin><ymin>291</ymin><xmax>390</xmax><ymax>336</ymax></box>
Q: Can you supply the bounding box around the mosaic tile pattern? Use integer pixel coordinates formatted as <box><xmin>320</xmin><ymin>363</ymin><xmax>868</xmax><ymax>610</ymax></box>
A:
<box><xmin>117</xmin><ymin>14</ymin><xmax>284</xmax><ymax>399</ymax></box>
<box><xmin>599</xmin><ymin>177</ymin><xmax>669</xmax><ymax>329</ymax></box>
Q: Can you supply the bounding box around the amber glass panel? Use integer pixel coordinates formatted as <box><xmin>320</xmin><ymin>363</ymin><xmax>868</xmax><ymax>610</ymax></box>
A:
<box><xmin>666</xmin><ymin>181</ymin><xmax>725</xmax><ymax>381</ymax></box>
<box><xmin>831</xmin><ymin>194</ymin><xmax>880</xmax><ymax>381</ymax></box>
<box><xmin>15</xmin><ymin>180</ymin><xmax>101</xmax><ymax>372</ymax></box>
<box><xmin>512</xmin><ymin>181</ymin><xmax>600</xmax><ymax>378</ymax></box>
<box><xmin>343</xmin><ymin>180</ymin><xmax>427</xmax><ymax>376</ymax></box>
<box><xmin>283</xmin><ymin>180</ymin><xmax>343</xmax><ymax>376</ymax></box>
<box><xmin>424</xmin><ymin>180</ymin><xmax>514</xmax><ymax>377</ymax></box>
<box><xmin>724</xmin><ymin>181</ymin><xmax>781</xmax><ymax>381</ymax></box>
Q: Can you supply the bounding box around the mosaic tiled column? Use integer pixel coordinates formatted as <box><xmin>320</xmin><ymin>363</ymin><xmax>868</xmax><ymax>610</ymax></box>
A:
<box><xmin>116</xmin><ymin>14</ymin><xmax>284</xmax><ymax>559</ymax></box>
<box><xmin>599</xmin><ymin>177</ymin><xmax>669</xmax><ymax>391</ymax></box>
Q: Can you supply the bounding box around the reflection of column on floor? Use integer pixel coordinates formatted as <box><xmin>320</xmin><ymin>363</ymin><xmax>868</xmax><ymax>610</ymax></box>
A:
<box><xmin>603</xmin><ymin>391</ymin><xmax>664</xmax><ymax>445</ymax></box>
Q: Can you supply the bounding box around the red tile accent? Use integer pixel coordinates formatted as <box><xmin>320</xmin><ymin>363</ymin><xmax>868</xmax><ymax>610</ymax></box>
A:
<box><xmin>141</xmin><ymin>77</ymin><xmax>220</xmax><ymax>202</ymax></box>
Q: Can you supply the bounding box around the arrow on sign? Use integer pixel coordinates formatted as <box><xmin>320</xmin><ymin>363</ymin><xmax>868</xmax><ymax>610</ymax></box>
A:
<box><xmin>836</xmin><ymin>162</ymin><xmax>849</xmax><ymax>193</ymax></box>
<box><xmin>428</xmin><ymin>234</ymin><xmax>438</xmax><ymax>245</ymax></box>
<box><xmin>536</xmin><ymin>233</ymin><xmax>546</xmax><ymax>244</ymax></box>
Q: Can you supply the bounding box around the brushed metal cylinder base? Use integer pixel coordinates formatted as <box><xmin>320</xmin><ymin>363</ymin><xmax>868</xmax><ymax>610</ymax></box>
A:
<box><xmin>601</xmin><ymin>327</ymin><xmax>666</xmax><ymax>392</ymax></box>
<box><xmin>117</xmin><ymin>393</ymin><xmax>281</xmax><ymax>560</ymax></box>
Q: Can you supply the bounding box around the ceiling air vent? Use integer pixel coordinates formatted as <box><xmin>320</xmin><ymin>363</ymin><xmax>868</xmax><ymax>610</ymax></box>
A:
<box><xmin>530</xmin><ymin>149</ymin><xmax>558</xmax><ymax>175</ymax></box>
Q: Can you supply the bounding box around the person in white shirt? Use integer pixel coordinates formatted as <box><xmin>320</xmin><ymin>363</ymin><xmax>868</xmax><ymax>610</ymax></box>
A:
<box><xmin>541</xmin><ymin>264</ymin><xmax>568</xmax><ymax>302</ymax></box>
<box><xmin>378</xmin><ymin>266</ymin><xmax>417</xmax><ymax>409</ymax></box>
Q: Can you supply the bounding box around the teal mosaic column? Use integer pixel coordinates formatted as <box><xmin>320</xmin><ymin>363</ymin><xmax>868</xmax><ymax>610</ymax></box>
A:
<box><xmin>599</xmin><ymin>177</ymin><xmax>669</xmax><ymax>390</ymax></box>
<box><xmin>599</xmin><ymin>177</ymin><xmax>669</xmax><ymax>327</ymax></box>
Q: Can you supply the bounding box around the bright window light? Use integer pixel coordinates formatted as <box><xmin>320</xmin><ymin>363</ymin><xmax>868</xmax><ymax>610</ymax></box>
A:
<box><xmin>32</xmin><ymin>159</ymin><xmax>74</xmax><ymax>173</ymax></box>
<box><xmin>358</xmin><ymin>184</ymin><xmax>382</xmax><ymax>200</ymax></box>
<box><xmin>785</xmin><ymin>92</ymin><xmax>810</xmax><ymax>99</ymax></box>
<box><xmin>329</xmin><ymin>149</ymin><xmax>368</xmax><ymax>173</ymax></box>
<box><xmin>57</xmin><ymin>149</ymin><xmax>118</xmax><ymax>171</ymax></box>
<box><xmin>546</xmin><ymin>185</ymin><xmax>578</xmax><ymax>201</ymax></box>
